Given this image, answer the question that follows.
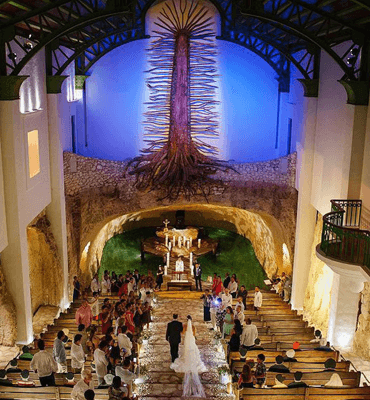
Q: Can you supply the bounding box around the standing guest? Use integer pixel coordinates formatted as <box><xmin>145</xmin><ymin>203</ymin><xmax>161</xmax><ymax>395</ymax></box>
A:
<box><xmin>99</xmin><ymin>305</ymin><xmax>113</xmax><ymax>335</ymax></box>
<box><xmin>221</xmin><ymin>288</ymin><xmax>233</xmax><ymax>309</ymax></box>
<box><xmin>127</xmin><ymin>277</ymin><xmax>135</xmax><ymax>295</ymax></box>
<box><xmin>211</xmin><ymin>273</ymin><xmax>218</xmax><ymax>292</ymax></box>
<box><xmin>75</xmin><ymin>300</ymin><xmax>93</xmax><ymax>329</ymax></box>
<box><xmin>234</xmin><ymin>305</ymin><xmax>245</xmax><ymax>326</ymax></box>
<box><xmin>200</xmin><ymin>289</ymin><xmax>211</xmax><ymax>322</ymax></box>
<box><xmin>133</xmin><ymin>269</ymin><xmax>140</xmax><ymax>285</ymax></box>
<box><xmin>94</xmin><ymin>340</ymin><xmax>109</xmax><ymax>385</ymax></box>
<box><xmin>155</xmin><ymin>266</ymin><xmax>164</xmax><ymax>291</ymax></box>
<box><xmin>214</xmin><ymin>276</ymin><xmax>223</xmax><ymax>296</ymax></box>
<box><xmin>30</xmin><ymin>339</ymin><xmax>58</xmax><ymax>387</ymax></box>
<box><xmin>254</xmin><ymin>354</ymin><xmax>266</xmax><ymax>388</ymax></box>
<box><xmin>233</xmin><ymin>319</ymin><xmax>243</xmax><ymax>336</ymax></box>
<box><xmin>108</xmin><ymin>376</ymin><xmax>129</xmax><ymax>399</ymax></box>
<box><xmin>115</xmin><ymin>359</ymin><xmax>137</xmax><ymax>398</ymax></box>
<box><xmin>71</xmin><ymin>334</ymin><xmax>86</xmax><ymax>373</ymax></box>
<box><xmin>141</xmin><ymin>301</ymin><xmax>152</xmax><ymax>330</ymax></box>
<box><xmin>111</xmin><ymin>272</ymin><xmax>119</xmax><ymax>293</ymax></box>
<box><xmin>240</xmin><ymin>318</ymin><xmax>258</xmax><ymax>349</ymax></box>
<box><xmin>223</xmin><ymin>273</ymin><xmax>231</xmax><ymax>290</ymax></box>
<box><xmin>117</xmin><ymin>326</ymin><xmax>132</xmax><ymax>358</ymax></box>
<box><xmin>71</xmin><ymin>369</ymin><xmax>94</xmax><ymax>400</ymax></box>
<box><xmin>209</xmin><ymin>291</ymin><xmax>220</xmax><ymax>330</ymax></box>
<box><xmin>229</xmin><ymin>325</ymin><xmax>241</xmax><ymax>353</ymax></box>
<box><xmin>234</xmin><ymin>296</ymin><xmax>245</xmax><ymax>312</ymax></box>
<box><xmin>194</xmin><ymin>263</ymin><xmax>202</xmax><ymax>291</ymax></box>
<box><xmin>73</xmin><ymin>276</ymin><xmax>81</xmax><ymax>302</ymax></box>
<box><xmin>254</xmin><ymin>286</ymin><xmax>263</xmax><ymax>311</ymax></box>
<box><xmin>53</xmin><ymin>330</ymin><xmax>67</xmax><ymax>373</ymax></box>
<box><xmin>125</xmin><ymin>303</ymin><xmax>136</xmax><ymax>333</ymax></box>
<box><xmin>90</xmin><ymin>293</ymin><xmax>100</xmax><ymax>321</ymax></box>
<box><xmin>223</xmin><ymin>306</ymin><xmax>234</xmax><ymax>337</ymax></box>
<box><xmin>237</xmin><ymin>285</ymin><xmax>248</xmax><ymax>309</ymax></box>
<box><xmin>87</xmin><ymin>325</ymin><xmax>100</xmax><ymax>354</ymax></box>
<box><xmin>91</xmin><ymin>274</ymin><xmax>101</xmax><ymax>295</ymax></box>
<box><xmin>77</xmin><ymin>324</ymin><xmax>89</xmax><ymax>354</ymax></box>
<box><xmin>101</xmin><ymin>274</ymin><xmax>111</xmax><ymax>295</ymax></box>
<box><xmin>228</xmin><ymin>276</ymin><xmax>238</xmax><ymax>298</ymax></box>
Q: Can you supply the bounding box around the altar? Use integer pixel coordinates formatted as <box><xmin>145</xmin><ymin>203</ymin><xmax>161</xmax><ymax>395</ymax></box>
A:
<box><xmin>141</xmin><ymin>218</ymin><xmax>219</xmax><ymax>286</ymax></box>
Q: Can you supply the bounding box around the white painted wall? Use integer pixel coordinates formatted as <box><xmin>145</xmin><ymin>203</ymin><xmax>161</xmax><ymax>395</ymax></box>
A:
<box><xmin>0</xmin><ymin>137</ymin><xmax>8</xmax><ymax>252</ymax></box>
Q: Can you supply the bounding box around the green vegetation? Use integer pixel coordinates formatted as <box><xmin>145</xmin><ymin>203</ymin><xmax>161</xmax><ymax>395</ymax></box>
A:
<box><xmin>100</xmin><ymin>227</ymin><xmax>268</xmax><ymax>289</ymax></box>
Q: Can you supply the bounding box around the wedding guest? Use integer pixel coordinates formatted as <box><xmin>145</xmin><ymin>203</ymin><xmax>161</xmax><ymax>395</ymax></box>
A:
<box><xmin>237</xmin><ymin>285</ymin><xmax>248</xmax><ymax>308</ymax></box>
<box><xmin>77</xmin><ymin>324</ymin><xmax>89</xmax><ymax>354</ymax></box>
<box><xmin>223</xmin><ymin>306</ymin><xmax>234</xmax><ymax>337</ymax></box>
<box><xmin>200</xmin><ymin>289</ymin><xmax>211</xmax><ymax>322</ymax></box>
<box><xmin>194</xmin><ymin>262</ymin><xmax>202</xmax><ymax>291</ymax></box>
<box><xmin>75</xmin><ymin>300</ymin><xmax>93</xmax><ymax>329</ymax></box>
<box><xmin>117</xmin><ymin>326</ymin><xmax>132</xmax><ymax>358</ymax></box>
<box><xmin>141</xmin><ymin>301</ymin><xmax>151</xmax><ymax>330</ymax></box>
<box><xmin>287</xmin><ymin>371</ymin><xmax>308</xmax><ymax>388</ymax></box>
<box><xmin>99</xmin><ymin>305</ymin><xmax>113</xmax><ymax>335</ymax></box>
<box><xmin>71</xmin><ymin>369</ymin><xmax>94</xmax><ymax>400</ymax></box>
<box><xmin>214</xmin><ymin>276</ymin><xmax>223</xmax><ymax>296</ymax></box>
<box><xmin>87</xmin><ymin>325</ymin><xmax>100</xmax><ymax>354</ymax></box>
<box><xmin>221</xmin><ymin>288</ymin><xmax>233</xmax><ymax>308</ymax></box>
<box><xmin>108</xmin><ymin>376</ymin><xmax>129</xmax><ymax>399</ymax></box>
<box><xmin>229</xmin><ymin>323</ymin><xmax>241</xmax><ymax>353</ymax></box>
<box><xmin>240</xmin><ymin>318</ymin><xmax>258</xmax><ymax>349</ymax></box>
<box><xmin>73</xmin><ymin>276</ymin><xmax>81</xmax><ymax>302</ymax></box>
<box><xmin>234</xmin><ymin>296</ymin><xmax>245</xmax><ymax>312</ymax></box>
<box><xmin>115</xmin><ymin>359</ymin><xmax>137</xmax><ymax>398</ymax></box>
<box><xmin>53</xmin><ymin>330</ymin><xmax>67</xmax><ymax>373</ymax></box>
<box><xmin>223</xmin><ymin>273</ymin><xmax>230</xmax><ymax>289</ymax></box>
<box><xmin>238</xmin><ymin>364</ymin><xmax>254</xmax><ymax>388</ymax></box>
<box><xmin>30</xmin><ymin>340</ymin><xmax>58</xmax><ymax>387</ymax></box>
<box><xmin>71</xmin><ymin>334</ymin><xmax>86</xmax><ymax>373</ymax></box>
<box><xmin>91</xmin><ymin>274</ymin><xmax>101</xmax><ymax>295</ymax></box>
<box><xmin>211</xmin><ymin>273</ymin><xmax>218</xmax><ymax>292</ymax></box>
<box><xmin>111</xmin><ymin>272</ymin><xmax>119</xmax><ymax>293</ymax></box>
<box><xmin>209</xmin><ymin>291</ymin><xmax>220</xmax><ymax>330</ymax></box>
<box><xmin>125</xmin><ymin>303</ymin><xmax>136</xmax><ymax>333</ymax></box>
<box><xmin>155</xmin><ymin>265</ymin><xmax>164</xmax><ymax>290</ymax></box>
<box><xmin>254</xmin><ymin>354</ymin><xmax>266</xmax><ymax>388</ymax></box>
<box><xmin>94</xmin><ymin>340</ymin><xmax>109</xmax><ymax>385</ymax></box>
<box><xmin>234</xmin><ymin>305</ymin><xmax>245</xmax><ymax>326</ymax></box>
<box><xmin>84</xmin><ymin>389</ymin><xmax>95</xmax><ymax>400</ymax></box>
<box><xmin>268</xmin><ymin>355</ymin><xmax>290</xmax><ymax>373</ymax></box>
<box><xmin>272</xmin><ymin>374</ymin><xmax>287</xmax><ymax>388</ymax></box>
<box><xmin>228</xmin><ymin>276</ymin><xmax>238</xmax><ymax>298</ymax></box>
<box><xmin>254</xmin><ymin>286</ymin><xmax>262</xmax><ymax>311</ymax></box>
<box><xmin>101</xmin><ymin>274</ymin><xmax>111</xmax><ymax>295</ymax></box>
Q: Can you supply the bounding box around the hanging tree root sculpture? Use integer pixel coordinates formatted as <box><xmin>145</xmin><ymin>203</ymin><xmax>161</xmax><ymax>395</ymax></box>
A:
<box><xmin>127</xmin><ymin>0</ymin><xmax>233</xmax><ymax>201</ymax></box>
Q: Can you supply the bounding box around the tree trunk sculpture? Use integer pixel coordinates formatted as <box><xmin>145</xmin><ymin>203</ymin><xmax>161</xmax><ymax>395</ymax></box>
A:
<box><xmin>127</xmin><ymin>0</ymin><xmax>231</xmax><ymax>200</ymax></box>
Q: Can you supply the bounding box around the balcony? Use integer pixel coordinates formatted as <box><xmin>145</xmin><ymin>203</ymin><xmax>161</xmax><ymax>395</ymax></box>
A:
<box><xmin>316</xmin><ymin>199</ymin><xmax>370</xmax><ymax>279</ymax></box>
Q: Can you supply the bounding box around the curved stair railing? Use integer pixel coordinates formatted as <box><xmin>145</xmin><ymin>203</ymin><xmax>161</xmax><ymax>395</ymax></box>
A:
<box><xmin>320</xmin><ymin>200</ymin><xmax>370</xmax><ymax>270</ymax></box>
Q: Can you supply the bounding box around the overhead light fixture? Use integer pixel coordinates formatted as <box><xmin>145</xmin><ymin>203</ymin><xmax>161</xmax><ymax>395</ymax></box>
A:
<box><xmin>8</xmin><ymin>52</ymin><xmax>17</xmax><ymax>61</ymax></box>
<box><xmin>346</xmin><ymin>56</ymin><xmax>357</xmax><ymax>66</ymax></box>
<box><xmin>350</xmin><ymin>47</ymin><xmax>359</xmax><ymax>56</ymax></box>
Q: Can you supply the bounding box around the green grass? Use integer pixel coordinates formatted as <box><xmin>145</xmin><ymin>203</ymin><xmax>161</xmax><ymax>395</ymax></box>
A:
<box><xmin>100</xmin><ymin>227</ymin><xmax>268</xmax><ymax>290</ymax></box>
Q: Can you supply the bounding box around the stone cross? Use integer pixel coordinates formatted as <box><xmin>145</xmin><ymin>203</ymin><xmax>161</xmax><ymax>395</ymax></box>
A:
<box><xmin>163</xmin><ymin>219</ymin><xmax>170</xmax><ymax>229</ymax></box>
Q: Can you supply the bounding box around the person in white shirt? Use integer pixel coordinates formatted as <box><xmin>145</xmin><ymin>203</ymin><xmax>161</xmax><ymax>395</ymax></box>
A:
<box><xmin>234</xmin><ymin>296</ymin><xmax>245</xmax><ymax>312</ymax></box>
<box><xmin>127</xmin><ymin>277</ymin><xmax>135</xmax><ymax>295</ymax></box>
<box><xmin>228</xmin><ymin>277</ymin><xmax>238</xmax><ymax>298</ymax></box>
<box><xmin>234</xmin><ymin>305</ymin><xmax>245</xmax><ymax>325</ymax></box>
<box><xmin>254</xmin><ymin>286</ymin><xmax>263</xmax><ymax>310</ymax></box>
<box><xmin>117</xmin><ymin>326</ymin><xmax>133</xmax><ymax>358</ymax></box>
<box><xmin>240</xmin><ymin>318</ymin><xmax>258</xmax><ymax>349</ymax></box>
<box><xmin>115</xmin><ymin>358</ymin><xmax>137</xmax><ymax>397</ymax></box>
<box><xmin>93</xmin><ymin>340</ymin><xmax>109</xmax><ymax>385</ymax></box>
<box><xmin>71</xmin><ymin>369</ymin><xmax>94</xmax><ymax>400</ymax></box>
<box><xmin>221</xmin><ymin>288</ymin><xmax>233</xmax><ymax>309</ymax></box>
<box><xmin>101</xmin><ymin>276</ymin><xmax>111</xmax><ymax>295</ymax></box>
<box><xmin>91</xmin><ymin>274</ymin><xmax>101</xmax><ymax>295</ymax></box>
<box><xmin>30</xmin><ymin>339</ymin><xmax>58</xmax><ymax>386</ymax></box>
<box><xmin>71</xmin><ymin>334</ymin><xmax>86</xmax><ymax>372</ymax></box>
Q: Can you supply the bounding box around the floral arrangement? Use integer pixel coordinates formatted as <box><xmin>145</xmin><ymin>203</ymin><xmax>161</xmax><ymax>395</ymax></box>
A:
<box><xmin>214</xmin><ymin>331</ymin><xmax>222</xmax><ymax>340</ymax></box>
<box><xmin>217</xmin><ymin>365</ymin><xmax>230</xmax><ymax>376</ymax></box>
<box><xmin>141</xmin><ymin>330</ymin><xmax>152</xmax><ymax>340</ymax></box>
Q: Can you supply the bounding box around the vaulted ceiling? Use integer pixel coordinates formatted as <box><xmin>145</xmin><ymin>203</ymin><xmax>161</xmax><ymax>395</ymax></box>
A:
<box><xmin>1</xmin><ymin>0</ymin><xmax>369</xmax><ymax>85</ymax></box>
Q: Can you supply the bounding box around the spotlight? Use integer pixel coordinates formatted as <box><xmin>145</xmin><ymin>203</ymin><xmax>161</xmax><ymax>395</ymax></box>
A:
<box><xmin>350</xmin><ymin>47</ymin><xmax>359</xmax><ymax>56</ymax></box>
<box><xmin>8</xmin><ymin>52</ymin><xmax>17</xmax><ymax>61</ymax></box>
<box><xmin>24</xmin><ymin>41</ymin><xmax>33</xmax><ymax>50</ymax></box>
<box><xmin>346</xmin><ymin>56</ymin><xmax>357</xmax><ymax>66</ymax></box>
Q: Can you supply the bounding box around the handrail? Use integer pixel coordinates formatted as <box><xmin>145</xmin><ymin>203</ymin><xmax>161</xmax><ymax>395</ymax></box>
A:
<box><xmin>320</xmin><ymin>200</ymin><xmax>370</xmax><ymax>270</ymax></box>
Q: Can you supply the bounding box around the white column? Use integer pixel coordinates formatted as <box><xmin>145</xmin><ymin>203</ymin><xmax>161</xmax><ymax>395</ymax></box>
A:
<box><xmin>291</xmin><ymin>97</ymin><xmax>318</xmax><ymax>310</ymax></box>
<box><xmin>46</xmin><ymin>93</ymin><xmax>70</xmax><ymax>309</ymax></box>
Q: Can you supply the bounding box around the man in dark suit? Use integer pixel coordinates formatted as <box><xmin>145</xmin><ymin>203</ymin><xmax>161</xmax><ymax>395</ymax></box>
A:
<box><xmin>194</xmin><ymin>263</ymin><xmax>202</xmax><ymax>291</ymax></box>
<box><xmin>166</xmin><ymin>314</ymin><xmax>183</xmax><ymax>362</ymax></box>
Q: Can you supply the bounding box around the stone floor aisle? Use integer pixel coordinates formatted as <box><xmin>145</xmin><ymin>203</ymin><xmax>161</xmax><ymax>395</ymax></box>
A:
<box><xmin>135</xmin><ymin>293</ymin><xmax>235</xmax><ymax>400</ymax></box>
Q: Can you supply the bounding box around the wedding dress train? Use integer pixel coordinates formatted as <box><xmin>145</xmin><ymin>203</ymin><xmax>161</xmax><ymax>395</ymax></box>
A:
<box><xmin>170</xmin><ymin>319</ymin><xmax>207</xmax><ymax>397</ymax></box>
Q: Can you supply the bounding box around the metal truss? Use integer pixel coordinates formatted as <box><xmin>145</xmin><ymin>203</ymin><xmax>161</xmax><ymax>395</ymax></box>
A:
<box><xmin>1</xmin><ymin>0</ymin><xmax>370</xmax><ymax>86</ymax></box>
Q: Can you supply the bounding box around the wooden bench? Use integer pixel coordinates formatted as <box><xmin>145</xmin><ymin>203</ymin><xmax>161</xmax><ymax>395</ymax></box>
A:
<box><xmin>237</xmin><ymin>386</ymin><xmax>370</xmax><ymax>400</ymax></box>
<box><xmin>0</xmin><ymin>386</ymin><xmax>109</xmax><ymax>399</ymax></box>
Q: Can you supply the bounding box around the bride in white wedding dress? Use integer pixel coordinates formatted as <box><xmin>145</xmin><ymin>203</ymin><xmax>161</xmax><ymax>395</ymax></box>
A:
<box><xmin>170</xmin><ymin>315</ymin><xmax>207</xmax><ymax>397</ymax></box>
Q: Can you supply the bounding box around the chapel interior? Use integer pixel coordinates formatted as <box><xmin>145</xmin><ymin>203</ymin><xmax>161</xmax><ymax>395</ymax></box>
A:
<box><xmin>1</xmin><ymin>0</ymin><xmax>370</xmax><ymax>398</ymax></box>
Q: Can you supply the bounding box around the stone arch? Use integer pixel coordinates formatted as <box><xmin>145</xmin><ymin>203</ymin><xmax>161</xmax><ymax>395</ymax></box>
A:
<box><xmin>79</xmin><ymin>204</ymin><xmax>293</xmax><ymax>287</ymax></box>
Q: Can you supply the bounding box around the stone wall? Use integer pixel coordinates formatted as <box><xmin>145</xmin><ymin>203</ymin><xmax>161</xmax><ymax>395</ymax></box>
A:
<box><xmin>0</xmin><ymin>260</ymin><xmax>16</xmax><ymax>346</ymax></box>
<box><xmin>64</xmin><ymin>152</ymin><xmax>298</xmax><ymax>293</ymax></box>
<box><xmin>27</xmin><ymin>211</ymin><xmax>64</xmax><ymax>315</ymax></box>
<box><xmin>303</xmin><ymin>213</ymin><xmax>334</xmax><ymax>337</ymax></box>
<box><xmin>353</xmin><ymin>283</ymin><xmax>370</xmax><ymax>359</ymax></box>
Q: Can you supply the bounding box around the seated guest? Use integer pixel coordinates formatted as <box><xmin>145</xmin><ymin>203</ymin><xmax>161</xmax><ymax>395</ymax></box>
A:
<box><xmin>250</xmin><ymin>338</ymin><xmax>264</xmax><ymax>350</ymax></box>
<box><xmin>268</xmin><ymin>355</ymin><xmax>290</xmax><ymax>373</ymax></box>
<box><xmin>64</xmin><ymin>372</ymin><xmax>76</xmax><ymax>387</ymax></box>
<box><xmin>324</xmin><ymin>372</ymin><xmax>343</xmax><ymax>387</ymax></box>
<box><xmin>0</xmin><ymin>369</ymin><xmax>12</xmax><ymax>386</ymax></box>
<box><xmin>283</xmin><ymin>349</ymin><xmax>297</xmax><ymax>362</ymax></box>
<box><xmin>228</xmin><ymin>276</ymin><xmax>238</xmax><ymax>298</ymax></box>
<box><xmin>315</xmin><ymin>340</ymin><xmax>332</xmax><ymax>351</ymax></box>
<box><xmin>234</xmin><ymin>296</ymin><xmax>245</xmax><ymax>312</ymax></box>
<box><xmin>310</xmin><ymin>329</ymin><xmax>322</xmax><ymax>343</ymax></box>
<box><xmin>238</xmin><ymin>364</ymin><xmax>254</xmax><ymax>388</ymax></box>
<box><xmin>287</xmin><ymin>371</ymin><xmax>308</xmax><ymax>388</ymax></box>
<box><xmin>324</xmin><ymin>358</ymin><xmax>337</xmax><ymax>371</ymax></box>
<box><xmin>272</xmin><ymin>374</ymin><xmax>287</xmax><ymax>388</ymax></box>
<box><xmin>85</xmin><ymin>389</ymin><xmax>95</xmax><ymax>400</ymax></box>
<box><xmin>71</xmin><ymin>369</ymin><xmax>94</xmax><ymax>400</ymax></box>
<box><xmin>6</xmin><ymin>359</ymin><xmax>21</xmax><ymax>373</ymax></box>
<box><xmin>115</xmin><ymin>358</ymin><xmax>137</xmax><ymax>398</ymax></box>
<box><xmin>16</xmin><ymin>370</ymin><xmax>35</xmax><ymax>387</ymax></box>
<box><xmin>108</xmin><ymin>376</ymin><xmax>129</xmax><ymax>400</ymax></box>
<box><xmin>254</xmin><ymin>354</ymin><xmax>266</xmax><ymax>388</ymax></box>
<box><xmin>293</xmin><ymin>341</ymin><xmax>301</xmax><ymax>351</ymax></box>
<box><xmin>240</xmin><ymin>318</ymin><xmax>258</xmax><ymax>349</ymax></box>
<box><xmin>30</xmin><ymin>339</ymin><xmax>58</xmax><ymax>387</ymax></box>
<box><xmin>19</xmin><ymin>346</ymin><xmax>33</xmax><ymax>360</ymax></box>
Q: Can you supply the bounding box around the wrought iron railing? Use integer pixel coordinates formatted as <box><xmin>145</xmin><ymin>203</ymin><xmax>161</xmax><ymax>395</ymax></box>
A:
<box><xmin>321</xmin><ymin>200</ymin><xmax>370</xmax><ymax>270</ymax></box>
